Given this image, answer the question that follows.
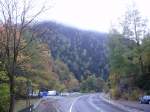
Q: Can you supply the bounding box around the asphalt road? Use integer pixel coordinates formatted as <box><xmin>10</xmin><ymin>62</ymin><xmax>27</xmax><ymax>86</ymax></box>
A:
<box><xmin>35</xmin><ymin>93</ymin><xmax>130</xmax><ymax>112</ymax></box>
<box><xmin>34</xmin><ymin>93</ymin><xmax>150</xmax><ymax>112</ymax></box>
<box><xmin>67</xmin><ymin>94</ymin><xmax>128</xmax><ymax>112</ymax></box>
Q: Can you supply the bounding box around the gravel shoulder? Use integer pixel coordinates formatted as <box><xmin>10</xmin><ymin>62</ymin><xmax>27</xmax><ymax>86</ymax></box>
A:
<box><xmin>100</xmin><ymin>93</ymin><xmax>150</xmax><ymax>112</ymax></box>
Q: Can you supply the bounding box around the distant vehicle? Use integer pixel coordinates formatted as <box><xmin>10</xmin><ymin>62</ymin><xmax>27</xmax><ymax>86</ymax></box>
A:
<box><xmin>48</xmin><ymin>90</ymin><xmax>57</xmax><ymax>96</ymax></box>
<box><xmin>29</xmin><ymin>92</ymin><xmax>38</xmax><ymax>97</ymax></box>
<box><xmin>139</xmin><ymin>96</ymin><xmax>150</xmax><ymax>104</ymax></box>
<box><xmin>71</xmin><ymin>92</ymin><xmax>81</xmax><ymax>96</ymax></box>
<box><xmin>39</xmin><ymin>91</ymin><xmax>48</xmax><ymax>97</ymax></box>
<box><xmin>61</xmin><ymin>92</ymin><xmax>69</xmax><ymax>96</ymax></box>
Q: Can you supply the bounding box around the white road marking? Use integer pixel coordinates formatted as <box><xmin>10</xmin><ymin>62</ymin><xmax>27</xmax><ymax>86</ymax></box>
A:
<box><xmin>69</xmin><ymin>96</ymin><xmax>81</xmax><ymax>112</ymax></box>
<box><xmin>69</xmin><ymin>94</ymin><xmax>106</xmax><ymax>112</ymax></box>
<box><xmin>88</xmin><ymin>95</ymin><xmax>106</xmax><ymax>112</ymax></box>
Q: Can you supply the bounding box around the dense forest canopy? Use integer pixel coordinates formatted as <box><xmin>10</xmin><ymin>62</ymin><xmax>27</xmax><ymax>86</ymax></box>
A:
<box><xmin>34</xmin><ymin>21</ymin><xmax>109</xmax><ymax>80</ymax></box>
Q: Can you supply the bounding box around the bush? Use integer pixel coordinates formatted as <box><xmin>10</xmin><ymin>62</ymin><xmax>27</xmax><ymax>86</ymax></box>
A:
<box><xmin>121</xmin><ymin>89</ymin><xmax>141</xmax><ymax>101</ymax></box>
<box><xmin>121</xmin><ymin>92</ymin><xmax>129</xmax><ymax>100</ymax></box>
<box><xmin>0</xmin><ymin>84</ymin><xmax>10</xmax><ymax>112</ymax></box>
<box><xmin>110</xmin><ymin>87</ymin><xmax>121</xmax><ymax>100</ymax></box>
<box><xmin>15</xmin><ymin>77</ymin><xmax>27</xmax><ymax>98</ymax></box>
<box><xmin>128</xmin><ymin>89</ymin><xmax>140</xmax><ymax>101</ymax></box>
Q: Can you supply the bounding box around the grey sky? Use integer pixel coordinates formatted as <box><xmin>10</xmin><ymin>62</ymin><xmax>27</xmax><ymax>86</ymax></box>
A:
<box><xmin>37</xmin><ymin>0</ymin><xmax>150</xmax><ymax>32</ymax></box>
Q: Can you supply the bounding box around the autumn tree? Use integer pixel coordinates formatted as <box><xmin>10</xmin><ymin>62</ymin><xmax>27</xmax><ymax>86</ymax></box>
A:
<box><xmin>0</xmin><ymin>0</ymin><xmax>46</xmax><ymax>111</ymax></box>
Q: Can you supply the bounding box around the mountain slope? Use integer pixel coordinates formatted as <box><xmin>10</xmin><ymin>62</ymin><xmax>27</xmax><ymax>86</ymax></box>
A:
<box><xmin>35</xmin><ymin>21</ymin><xmax>109</xmax><ymax>80</ymax></box>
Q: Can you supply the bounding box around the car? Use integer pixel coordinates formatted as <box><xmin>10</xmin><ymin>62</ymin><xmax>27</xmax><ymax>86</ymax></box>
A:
<box><xmin>39</xmin><ymin>91</ymin><xmax>48</xmax><ymax>97</ymax></box>
<box><xmin>29</xmin><ymin>92</ymin><xmax>39</xmax><ymax>97</ymax></box>
<box><xmin>139</xmin><ymin>95</ymin><xmax>150</xmax><ymax>104</ymax></box>
<box><xmin>48</xmin><ymin>90</ymin><xmax>57</xmax><ymax>96</ymax></box>
<box><xmin>60</xmin><ymin>92</ymin><xmax>70</xmax><ymax>96</ymax></box>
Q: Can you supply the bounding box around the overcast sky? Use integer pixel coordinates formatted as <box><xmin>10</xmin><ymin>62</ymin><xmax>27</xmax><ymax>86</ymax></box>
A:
<box><xmin>38</xmin><ymin>0</ymin><xmax>150</xmax><ymax>32</ymax></box>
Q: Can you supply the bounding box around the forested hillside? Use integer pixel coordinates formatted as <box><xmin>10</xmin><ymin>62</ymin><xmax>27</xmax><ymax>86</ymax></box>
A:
<box><xmin>19</xmin><ymin>32</ymin><xmax>79</xmax><ymax>93</ymax></box>
<box><xmin>34</xmin><ymin>21</ymin><xmax>109</xmax><ymax>80</ymax></box>
<box><xmin>0</xmin><ymin>20</ymin><xmax>109</xmax><ymax>111</ymax></box>
<box><xmin>108</xmin><ymin>8</ymin><xmax>150</xmax><ymax>100</ymax></box>
<box><xmin>1</xmin><ymin>1</ymin><xmax>150</xmax><ymax>111</ymax></box>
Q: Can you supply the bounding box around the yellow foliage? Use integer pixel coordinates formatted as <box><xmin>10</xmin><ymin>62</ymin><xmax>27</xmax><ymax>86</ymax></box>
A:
<box><xmin>110</xmin><ymin>87</ymin><xmax>121</xmax><ymax>100</ymax></box>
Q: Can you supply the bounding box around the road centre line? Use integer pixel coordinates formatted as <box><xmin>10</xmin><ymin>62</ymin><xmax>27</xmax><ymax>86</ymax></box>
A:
<box><xmin>69</xmin><ymin>96</ymin><xmax>81</xmax><ymax>112</ymax></box>
<box><xmin>69</xmin><ymin>94</ymin><xmax>105</xmax><ymax>112</ymax></box>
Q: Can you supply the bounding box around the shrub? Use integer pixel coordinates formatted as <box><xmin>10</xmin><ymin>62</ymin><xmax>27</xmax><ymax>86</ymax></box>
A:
<box><xmin>121</xmin><ymin>92</ymin><xmax>129</xmax><ymax>100</ymax></box>
<box><xmin>0</xmin><ymin>84</ymin><xmax>10</xmax><ymax>112</ymax></box>
<box><xmin>128</xmin><ymin>89</ymin><xmax>140</xmax><ymax>101</ymax></box>
<box><xmin>110</xmin><ymin>87</ymin><xmax>121</xmax><ymax>100</ymax></box>
<box><xmin>15</xmin><ymin>77</ymin><xmax>27</xmax><ymax>98</ymax></box>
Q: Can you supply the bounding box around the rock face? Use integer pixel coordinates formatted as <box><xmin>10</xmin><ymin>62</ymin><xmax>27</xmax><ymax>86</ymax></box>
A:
<box><xmin>35</xmin><ymin>21</ymin><xmax>109</xmax><ymax>80</ymax></box>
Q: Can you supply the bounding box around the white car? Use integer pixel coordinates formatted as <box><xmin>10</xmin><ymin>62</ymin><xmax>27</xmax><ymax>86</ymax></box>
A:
<box><xmin>140</xmin><ymin>95</ymin><xmax>150</xmax><ymax>104</ymax></box>
<box><xmin>61</xmin><ymin>92</ymin><xmax>70</xmax><ymax>96</ymax></box>
<box><xmin>48</xmin><ymin>90</ymin><xmax>57</xmax><ymax>96</ymax></box>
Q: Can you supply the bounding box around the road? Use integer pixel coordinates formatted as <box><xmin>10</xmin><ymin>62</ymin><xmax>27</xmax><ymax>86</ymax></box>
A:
<box><xmin>35</xmin><ymin>93</ymin><xmax>130</xmax><ymax>112</ymax></box>
<box><xmin>65</xmin><ymin>94</ymin><xmax>128</xmax><ymax>112</ymax></box>
<box><xmin>71</xmin><ymin>94</ymin><xmax>128</xmax><ymax>112</ymax></box>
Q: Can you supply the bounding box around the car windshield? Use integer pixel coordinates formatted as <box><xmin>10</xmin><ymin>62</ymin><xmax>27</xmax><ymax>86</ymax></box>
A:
<box><xmin>144</xmin><ymin>96</ymin><xmax>150</xmax><ymax>99</ymax></box>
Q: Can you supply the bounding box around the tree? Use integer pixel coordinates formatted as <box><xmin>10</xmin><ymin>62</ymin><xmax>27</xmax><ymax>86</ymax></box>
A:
<box><xmin>80</xmin><ymin>75</ymin><xmax>104</xmax><ymax>92</ymax></box>
<box><xmin>0</xmin><ymin>0</ymin><xmax>46</xmax><ymax>111</ymax></box>
<box><xmin>53</xmin><ymin>59</ymin><xmax>79</xmax><ymax>91</ymax></box>
<box><xmin>108</xmin><ymin>6</ymin><xmax>150</xmax><ymax>99</ymax></box>
<box><xmin>142</xmin><ymin>35</ymin><xmax>150</xmax><ymax>73</ymax></box>
<box><xmin>121</xmin><ymin>6</ymin><xmax>147</xmax><ymax>74</ymax></box>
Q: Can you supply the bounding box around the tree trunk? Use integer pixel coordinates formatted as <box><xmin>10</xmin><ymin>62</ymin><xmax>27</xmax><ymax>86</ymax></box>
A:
<box><xmin>139</xmin><ymin>55</ymin><xmax>144</xmax><ymax>74</ymax></box>
<box><xmin>9</xmin><ymin>76</ymin><xmax>15</xmax><ymax>112</ymax></box>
